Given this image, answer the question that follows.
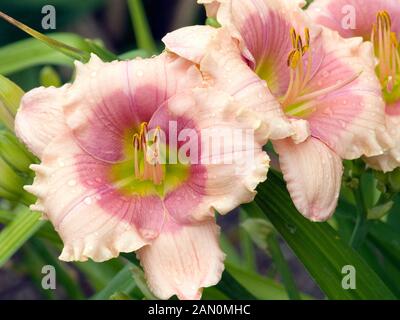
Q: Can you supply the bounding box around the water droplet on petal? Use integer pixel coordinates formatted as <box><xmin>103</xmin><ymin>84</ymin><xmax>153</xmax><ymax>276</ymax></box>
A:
<box><xmin>84</xmin><ymin>197</ymin><xmax>92</xmax><ymax>205</ymax></box>
<box><xmin>68</xmin><ymin>180</ymin><xmax>76</xmax><ymax>187</ymax></box>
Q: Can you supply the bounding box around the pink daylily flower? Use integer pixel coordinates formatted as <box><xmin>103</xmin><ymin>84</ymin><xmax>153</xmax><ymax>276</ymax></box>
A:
<box><xmin>163</xmin><ymin>0</ymin><xmax>393</xmax><ymax>221</ymax></box>
<box><xmin>308</xmin><ymin>0</ymin><xmax>400</xmax><ymax>172</ymax></box>
<box><xmin>15</xmin><ymin>53</ymin><xmax>269</xmax><ymax>299</ymax></box>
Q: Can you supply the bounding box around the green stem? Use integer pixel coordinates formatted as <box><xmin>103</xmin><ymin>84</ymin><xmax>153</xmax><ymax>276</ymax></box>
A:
<box><xmin>127</xmin><ymin>0</ymin><xmax>157</xmax><ymax>54</ymax></box>
<box><xmin>349</xmin><ymin>186</ymin><xmax>369</xmax><ymax>249</ymax></box>
<box><xmin>239</xmin><ymin>211</ymin><xmax>257</xmax><ymax>271</ymax></box>
<box><xmin>266</xmin><ymin>233</ymin><xmax>301</xmax><ymax>300</ymax></box>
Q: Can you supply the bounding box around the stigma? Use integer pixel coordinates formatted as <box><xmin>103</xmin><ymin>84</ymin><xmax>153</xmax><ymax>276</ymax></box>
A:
<box><xmin>132</xmin><ymin>122</ymin><xmax>165</xmax><ymax>185</ymax></box>
<box><xmin>371</xmin><ymin>11</ymin><xmax>400</xmax><ymax>93</ymax></box>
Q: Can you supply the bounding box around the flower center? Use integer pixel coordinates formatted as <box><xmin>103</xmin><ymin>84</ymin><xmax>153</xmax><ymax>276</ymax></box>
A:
<box><xmin>108</xmin><ymin>122</ymin><xmax>189</xmax><ymax>197</ymax></box>
<box><xmin>371</xmin><ymin>11</ymin><xmax>400</xmax><ymax>103</ymax></box>
<box><xmin>280</xmin><ymin>27</ymin><xmax>359</xmax><ymax>118</ymax></box>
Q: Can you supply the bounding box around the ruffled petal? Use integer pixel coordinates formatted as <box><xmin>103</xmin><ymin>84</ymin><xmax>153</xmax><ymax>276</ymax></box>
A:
<box><xmin>163</xmin><ymin>25</ymin><xmax>218</xmax><ymax>65</ymax></box>
<box><xmin>15</xmin><ymin>85</ymin><xmax>70</xmax><ymax>158</ymax></box>
<box><xmin>26</xmin><ymin>133</ymin><xmax>170</xmax><ymax>262</ymax></box>
<box><xmin>307</xmin><ymin>29</ymin><xmax>393</xmax><ymax>159</ymax></box>
<box><xmin>63</xmin><ymin>53</ymin><xmax>202</xmax><ymax>162</ymax></box>
<box><xmin>199</xmin><ymin>0</ymin><xmax>307</xmax><ymax>73</ymax></box>
<box><xmin>365</xmin><ymin>112</ymin><xmax>400</xmax><ymax>172</ymax></box>
<box><xmin>137</xmin><ymin>219</ymin><xmax>225</xmax><ymax>300</ymax></box>
<box><xmin>149</xmin><ymin>88</ymin><xmax>269</xmax><ymax>222</ymax></box>
<box><xmin>164</xmin><ymin>25</ymin><xmax>294</xmax><ymax>141</ymax></box>
<box><xmin>274</xmin><ymin>137</ymin><xmax>343</xmax><ymax>221</ymax></box>
<box><xmin>307</xmin><ymin>0</ymin><xmax>400</xmax><ymax>39</ymax></box>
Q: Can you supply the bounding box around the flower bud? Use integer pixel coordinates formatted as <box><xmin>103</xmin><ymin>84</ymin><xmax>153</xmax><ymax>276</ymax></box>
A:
<box><xmin>0</xmin><ymin>156</ymin><xmax>25</xmax><ymax>196</ymax></box>
<box><xmin>0</xmin><ymin>74</ymin><xmax>24</xmax><ymax>131</ymax></box>
<box><xmin>0</xmin><ymin>129</ymin><xmax>35</xmax><ymax>172</ymax></box>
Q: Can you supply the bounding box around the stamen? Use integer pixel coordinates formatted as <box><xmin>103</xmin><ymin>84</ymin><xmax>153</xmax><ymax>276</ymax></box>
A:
<box><xmin>372</xmin><ymin>11</ymin><xmax>400</xmax><ymax>93</ymax></box>
<box><xmin>281</xmin><ymin>27</ymin><xmax>314</xmax><ymax>108</ymax></box>
<box><xmin>132</xmin><ymin>122</ymin><xmax>165</xmax><ymax>185</ymax></box>
<box><xmin>281</xmin><ymin>26</ymin><xmax>361</xmax><ymax>117</ymax></box>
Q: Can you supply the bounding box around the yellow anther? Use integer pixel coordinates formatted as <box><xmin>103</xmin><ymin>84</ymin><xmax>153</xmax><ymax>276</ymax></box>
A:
<box><xmin>304</xmin><ymin>28</ymin><xmax>310</xmax><ymax>47</ymax></box>
<box><xmin>287</xmin><ymin>49</ymin><xmax>302</xmax><ymax>69</ymax></box>
<box><xmin>290</xmin><ymin>28</ymin><xmax>297</xmax><ymax>48</ymax></box>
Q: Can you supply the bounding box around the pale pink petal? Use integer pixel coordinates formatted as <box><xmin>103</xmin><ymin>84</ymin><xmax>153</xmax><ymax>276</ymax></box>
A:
<box><xmin>365</xmin><ymin>112</ymin><xmax>400</xmax><ymax>172</ymax></box>
<box><xmin>307</xmin><ymin>0</ymin><xmax>400</xmax><ymax>39</ymax></box>
<box><xmin>200</xmin><ymin>28</ymin><xmax>294</xmax><ymax>140</ymax></box>
<box><xmin>164</xmin><ymin>24</ymin><xmax>294</xmax><ymax>141</ymax></box>
<box><xmin>307</xmin><ymin>28</ymin><xmax>393</xmax><ymax>159</ymax></box>
<box><xmin>15</xmin><ymin>85</ymin><xmax>70</xmax><ymax>158</ymax></box>
<box><xmin>64</xmin><ymin>53</ymin><xmax>202</xmax><ymax>162</ymax></box>
<box><xmin>199</xmin><ymin>0</ymin><xmax>307</xmax><ymax>70</ymax></box>
<box><xmin>274</xmin><ymin>137</ymin><xmax>343</xmax><ymax>221</ymax></box>
<box><xmin>163</xmin><ymin>25</ymin><xmax>218</xmax><ymax>65</ymax></box>
<box><xmin>26</xmin><ymin>133</ymin><xmax>169</xmax><ymax>262</ymax></box>
<box><xmin>149</xmin><ymin>88</ymin><xmax>269</xmax><ymax>221</ymax></box>
<box><xmin>137</xmin><ymin>219</ymin><xmax>225</xmax><ymax>300</ymax></box>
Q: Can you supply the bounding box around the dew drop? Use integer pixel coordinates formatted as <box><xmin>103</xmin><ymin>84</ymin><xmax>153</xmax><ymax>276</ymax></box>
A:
<box><xmin>58</xmin><ymin>159</ymin><xmax>65</xmax><ymax>167</ymax></box>
<box><xmin>285</xmin><ymin>223</ymin><xmax>297</xmax><ymax>234</ymax></box>
<box><xmin>84</xmin><ymin>197</ymin><xmax>92</xmax><ymax>205</ymax></box>
<box><xmin>68</xmin><ymin>180</ymin><xmax>77</xmax><ymax>187</ymax></box>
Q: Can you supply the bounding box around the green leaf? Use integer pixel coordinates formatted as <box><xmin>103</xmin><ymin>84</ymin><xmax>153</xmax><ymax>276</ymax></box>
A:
<box><xmin>367</xmin><ymin>201</ymin><xmax>394</xmax><ymax>220</ymax></box>
<box><xmin>266</xmin><ymin>233</ymin><xmax>301</xmax><ymax>300</ymax></box>
<box><xmin>238</xmin><ymin>211</ymin><xmax>257</xmax><ymax>271</ymax></box>
<box><xmin>119</xmin><ymin>49</ymin><xmax>151</xmax><ymax>60</ymax></box>
<box><xmin>91</xmin><ymin>264</ymin><xmax>137</xmax><ymax>300</ymax></box>
<box><xmin>226</xmin><ymin>262</ymin><xmax>311</xmax><ymax>300</ymax></box>
<box><xmin>215</xmin><ymin>268</ymin><xmax>256</xmax><ymax>300</ymax></box>
<box><xmin>130</xmin><ymin>264</ymin><xmax>157</xmax><ymax>300</ymax></box>
<box><xmin>127</xmin><ymin>0</ymin><xmax>157</xmax><ymax>54</ymax></box>
<box><xmin>84</xmin><ymin>39</ymin><xmax>119</xmax><ymax>62</ymax></box>
<box><xmin>0</xmin><ymin>11</ymin><xmax>90</xmax><ymax>62</ymax></box>
<box><xmin>241</xmin><ymin>216</ymin><xmax>300</xmax><ymax>299</ymax></box>
<box><xmin>368</xmin><ymin>220</ymin><xmax>400</xmax><ymax>268</ymax></box>
<box><xmin>0</xmin><ymin>206</ymin><xmax>42</xmax><ymax>267</ymax></box>
<box><xmin>255</xmin><ymin>170</ymin><xmax>396</xmax><ymax>300</ymax></box>
<box><xmin>0</xmin><ymin>33</ymin><xmax>91</xmax><ymax>75</ymax></box>
<box><xmin>75</xmin><ymin>260</ymin><xmax>123</xmax><ymax>292</ymax></box>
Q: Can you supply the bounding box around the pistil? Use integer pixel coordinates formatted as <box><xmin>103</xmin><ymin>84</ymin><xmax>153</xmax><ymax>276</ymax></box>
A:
<box><xmin>132</xmin><ymin>122</ymin><xmax>165</xmax><ymax>185</ymax></box>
